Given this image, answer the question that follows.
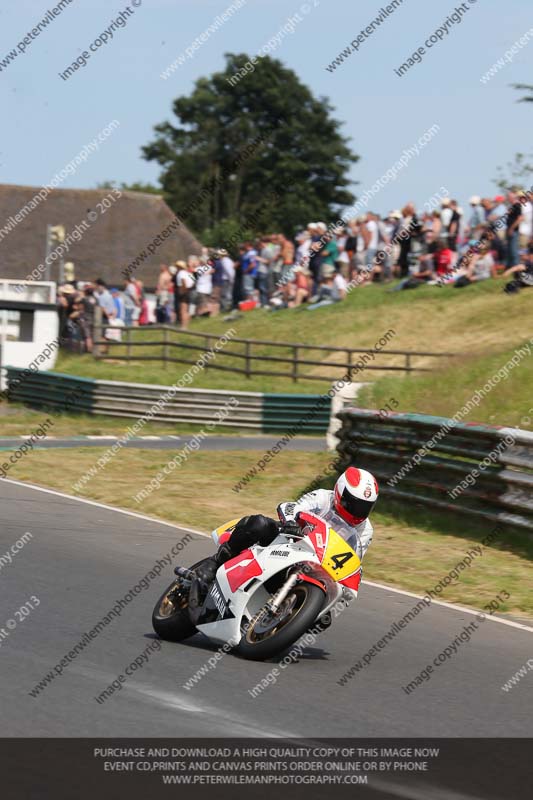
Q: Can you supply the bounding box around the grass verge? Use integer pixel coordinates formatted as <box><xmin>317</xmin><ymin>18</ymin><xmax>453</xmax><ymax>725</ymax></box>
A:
<box><xmin>0</xmin><ymin>402</ymin><xmax>266</xmax><ymax>438</ymax></box>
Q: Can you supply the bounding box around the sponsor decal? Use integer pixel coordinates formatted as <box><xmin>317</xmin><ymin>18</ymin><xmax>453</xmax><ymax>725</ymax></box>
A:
<box><xmin>209</xmin><ymin>583</ymin><xmax>228</xmax><ymax>617</ymax></box>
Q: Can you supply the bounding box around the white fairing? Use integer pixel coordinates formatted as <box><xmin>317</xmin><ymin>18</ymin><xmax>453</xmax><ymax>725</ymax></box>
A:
<box><xmin>196</xmin><ymin>532</ymin><xmax>345</xmax><ymax>647</ymax></box>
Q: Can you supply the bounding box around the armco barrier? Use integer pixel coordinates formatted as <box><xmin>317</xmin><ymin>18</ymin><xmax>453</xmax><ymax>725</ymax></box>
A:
<box><xmin>5</xmin><ymin>369</ymin><xmax>330</xmax><ymax>433</ymax></box>
<box><xmin>336</xmin><ymin>407</ymin><xmax>533</xmax><ymax>532</ymax></box>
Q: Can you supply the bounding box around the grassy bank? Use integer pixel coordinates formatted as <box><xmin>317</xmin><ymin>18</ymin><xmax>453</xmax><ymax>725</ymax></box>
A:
<box><xmin>6</xmin><ymin>447</ymin><xmax>532</xmax><ymax>619</ymax></box>
<box><xmin>51</xmin><ymin>280</ymin><xmax>531</xmax><ymax>406</ymax></box>
<box><xmin>358</xmin><ymin>340</ymin><xmax>533</xmax><ymax>428</ymax></box>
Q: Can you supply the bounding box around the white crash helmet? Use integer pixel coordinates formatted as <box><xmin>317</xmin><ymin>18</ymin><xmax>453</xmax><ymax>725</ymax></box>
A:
<box><xmin>334</xmin><ymin>467</ymin><xmax>379</xmax><ymax>525</ymax></box>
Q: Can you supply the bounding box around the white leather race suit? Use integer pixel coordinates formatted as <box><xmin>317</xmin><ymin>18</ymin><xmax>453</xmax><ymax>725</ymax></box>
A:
<box><xmin>278</xmin><ymin>489</ymin><xmax>373</xmax><ymax>559</ymax></box>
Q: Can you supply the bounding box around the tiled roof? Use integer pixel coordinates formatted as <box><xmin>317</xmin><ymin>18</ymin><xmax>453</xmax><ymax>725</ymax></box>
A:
<box><xmin>0</xmin><ymin>184</ymin><xmax>202</xmax><ymax>287</ymax></box>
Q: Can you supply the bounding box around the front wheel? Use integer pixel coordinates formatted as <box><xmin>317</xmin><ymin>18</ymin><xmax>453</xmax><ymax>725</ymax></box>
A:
<box><xmin>152</xmin><ymin>579</ymin><xmax>197</xmax><ymax>642</ymax></box>
<box><xmin>152</xmin><ymin>557</ymin><xmax>208</xmax><ymax>642</ymax></box>
<box><xmin>236</xmin><ymin>582</ymin><xmax>325</xmax><ymax>661</ymax></box>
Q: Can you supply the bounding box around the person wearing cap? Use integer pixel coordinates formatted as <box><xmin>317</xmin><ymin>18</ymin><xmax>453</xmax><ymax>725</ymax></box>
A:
<box><xmin>194</xmin><ymin>254</ymin><xmax>214</xmax><ymax>318</ymax></box>
<box><xmin>491</xmin><ymin>195</ymin><xmax>507</xmax><ymax>225</ymax></box>
<box><xmin>295</xmin><ymin>230</ymin><xmax>312</xmax><ymax>270</ymax></box>
<box><xmin>468</xmin><ymin>196</ymin><xmax>484</xmax><ymax>232</ymax></box>
<box><xmin>321</xmin><ymin>230</ymin><xmax>339</xmax><ymax>271</ymax></box>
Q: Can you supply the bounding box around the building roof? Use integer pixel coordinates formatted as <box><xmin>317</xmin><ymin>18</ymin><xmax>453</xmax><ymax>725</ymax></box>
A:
<box><xmin>0</xmin><ymin>184</ymin><xmax>202</xmax><ymax>287</ymax></box>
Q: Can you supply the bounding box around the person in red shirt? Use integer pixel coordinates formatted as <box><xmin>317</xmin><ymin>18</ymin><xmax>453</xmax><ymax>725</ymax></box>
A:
<box><xmin>434</xmin><ymin>239</ymin><xmax>455</xmax><ymax>278</ymax></box>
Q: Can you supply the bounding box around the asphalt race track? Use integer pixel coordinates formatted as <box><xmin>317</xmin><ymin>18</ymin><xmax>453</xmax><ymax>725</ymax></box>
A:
<box><xmin>2</xmin><ymin>478</ymin><xmax>532</xmax><ymax>744</ymax></box>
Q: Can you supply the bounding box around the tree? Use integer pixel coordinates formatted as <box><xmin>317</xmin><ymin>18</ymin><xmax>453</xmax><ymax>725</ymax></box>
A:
<box><xmin>512</xmin><ymin>83</ymin><xmax>533</xmax><ymax>103</ymax></box>
<box><xmin>494</xmin><ymin>152</ymin><xmax>533</xmax><ymax>192</ymax></box>
<box><xmin>494</xmin><ymin>84</ymin><xmax>533</xmax><ymax>189</ymax></box>
<box><xmin>142</xmin><ymin>53</ymin><xmax>358</xmax><ymax>237</ymax></box>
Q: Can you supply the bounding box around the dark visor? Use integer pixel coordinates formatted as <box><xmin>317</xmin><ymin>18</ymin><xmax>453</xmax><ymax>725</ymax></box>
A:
<box><xmin>340</xmin><ymin>489</ymin><xmax>374</xmax><ymax>520</ymax></box>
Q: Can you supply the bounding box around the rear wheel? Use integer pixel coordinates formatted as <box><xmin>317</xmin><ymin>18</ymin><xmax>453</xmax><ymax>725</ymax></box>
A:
<box><xmin>236</xmin><ymin>582</ymin><xmax>325</xmax><ymax>661</ymax></box>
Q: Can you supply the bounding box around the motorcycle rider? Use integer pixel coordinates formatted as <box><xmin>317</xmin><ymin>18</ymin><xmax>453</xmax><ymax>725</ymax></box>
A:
<box><xmin>192</xmin><ymin>468</ymin><xmax>378</xmax><ymax>593</ymax></box>
<box><xmin>277</xmin><ymin>466</ymin><xmax>377</xmax><ymax>559</ymax></box>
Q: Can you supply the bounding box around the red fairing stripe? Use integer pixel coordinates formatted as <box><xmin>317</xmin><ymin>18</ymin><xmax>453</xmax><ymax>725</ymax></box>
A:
<box><xmin>224</xmin><ymin>549</ymin><xmax>262</xmax><ymax>592</ymax></box>
<box><xmin>298</xmin><ymin>573</ymin><xmax>327</xmax><ymax>593</ymax></box>
<box><xmin>339</xmin><ymin>569</ymin><xmax>361</xmax><ymax>591</ymax></box>
<box><xmin>298</xmin><ymin>512</ymin><xmax>328</xmax><ymax>560</ymax></box>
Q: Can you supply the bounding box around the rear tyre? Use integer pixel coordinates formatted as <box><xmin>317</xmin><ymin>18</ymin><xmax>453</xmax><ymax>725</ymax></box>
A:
<box><xmin>236</xmin><ymin>582</ymin><xmax>325</xmax><ymax>661</ymax></box>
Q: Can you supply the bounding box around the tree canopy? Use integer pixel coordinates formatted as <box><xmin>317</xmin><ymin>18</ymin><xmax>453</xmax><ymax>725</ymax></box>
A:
<box><xmin>494</xmin><ymin>83</ymin><xmax>533</xmax><ymax>189</ymax></box>
<box><xmin>142</xmin><ymin>53</ymin><xmax>358</xmax><ymax>237</ymax></box>
<box><xmin>512</xmin><ymin>82</ymin><xmax>533</xmax><ymax>103</ymax></box>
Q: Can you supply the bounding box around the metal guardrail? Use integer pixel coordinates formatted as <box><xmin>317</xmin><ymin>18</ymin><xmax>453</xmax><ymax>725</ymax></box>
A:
<box><xmin>336</xmin><ymin>408</ymin><xmax>533</xmax><ymax>532</ymax></box>
<box><xmin>92</xmin><ymin>321</ymin><xmax>453</xmax><ymax>384</ymax></box>
<box><xmin>5</xmin><ymin>369</ymin><xmax>331</xmax><ymax>433</ymax></box>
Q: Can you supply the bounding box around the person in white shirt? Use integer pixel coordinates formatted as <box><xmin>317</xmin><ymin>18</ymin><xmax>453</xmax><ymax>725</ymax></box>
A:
<box><xmin>219</xmin><ymin>249</ymin><xmax>235</xmax><ymax>311</ymax></box>
<box><xmin>175</xmin><ymin>260</ymin><xmax>194</xmax><ymax>329</ymax></box>
<box><xmin>195</xmin><ymin>257</ymin><xmax>214</xmax><ymax>317</ymax></box>
<box><xmin>365</xmin><ymin>212</ymin><xmax>379</xmax><ymax>269</ymax></box>
<box><xmin>440</xmin><ymin>198</ymin><xmax>453</xmax><ymax>237</ymax></box>
<box><xmin>519</xmin><ymin>198</ymin><xmax>533</xmax><ymax>248</ymax></box>
<box><xmin>332</xmin><ymin>271</ymin><xmax>348</xmax><ymax>301</ymax></box>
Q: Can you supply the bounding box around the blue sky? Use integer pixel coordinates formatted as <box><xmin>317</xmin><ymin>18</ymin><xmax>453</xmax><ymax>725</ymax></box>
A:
<box><xmin>2</xmin><ymin>0</ymin><xmax>532</xmax><ymax>215</ymax></box>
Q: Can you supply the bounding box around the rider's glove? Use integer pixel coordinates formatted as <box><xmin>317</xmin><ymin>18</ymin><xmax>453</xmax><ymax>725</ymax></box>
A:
<box><xmin>280</xmin><ymin>518</ymin><xmax>301</xmax><ymax>538</ymax></box>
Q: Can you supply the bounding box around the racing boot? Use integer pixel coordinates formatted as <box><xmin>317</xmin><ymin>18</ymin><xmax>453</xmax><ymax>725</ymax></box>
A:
<box><xmin>188</xmin><ymin>543</ymin><xmax>234</xmax><ymax>614</ymax></box>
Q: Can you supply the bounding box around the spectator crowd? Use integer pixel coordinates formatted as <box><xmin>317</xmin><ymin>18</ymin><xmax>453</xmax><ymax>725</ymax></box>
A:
<box><xmin>58</xmin><ymin>187</ymin><xmax>533</xmax><ymax>350</ymax></box>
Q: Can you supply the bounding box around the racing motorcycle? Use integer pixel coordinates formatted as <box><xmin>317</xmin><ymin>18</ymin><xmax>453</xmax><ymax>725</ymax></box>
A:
<box><xmin>152</xmin><ymin>511</ymin><xmax>362</xmax><ymax>661</ymax></box>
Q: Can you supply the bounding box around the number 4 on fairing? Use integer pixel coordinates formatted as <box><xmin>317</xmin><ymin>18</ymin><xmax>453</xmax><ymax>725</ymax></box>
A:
<box><xmin>330</xmin><ymin>551</ymin><xmax>353</xmax><ymax>571</ymax></box>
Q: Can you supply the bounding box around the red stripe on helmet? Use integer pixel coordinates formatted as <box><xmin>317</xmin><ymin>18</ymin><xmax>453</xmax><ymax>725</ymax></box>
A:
<box><xmin>345</xmin><ymin>467</ymin><xmax>361</xmax><ymax>487</ymax></box>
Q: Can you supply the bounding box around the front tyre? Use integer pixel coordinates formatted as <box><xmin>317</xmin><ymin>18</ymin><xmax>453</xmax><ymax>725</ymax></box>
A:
<box><xmin>152</xmin><ymin>580</ymin><xmax>197</xmax><ymax>642</ymax></box>
<box><xmin>236</xmin><ymin>582</ymin><xmax>325</xmax><ymax>661</ymax></box>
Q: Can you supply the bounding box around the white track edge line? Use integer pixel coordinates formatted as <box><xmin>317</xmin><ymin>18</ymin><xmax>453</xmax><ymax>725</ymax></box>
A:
<box><xmin>2</xmin><ymin>478</ymin><xmax>208</xmax><ymax>539</ymax></box>
<box><xmin>364</xmin><ymin>580</ymin><xmax>533</xmax><ymax>633</ymax></box>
